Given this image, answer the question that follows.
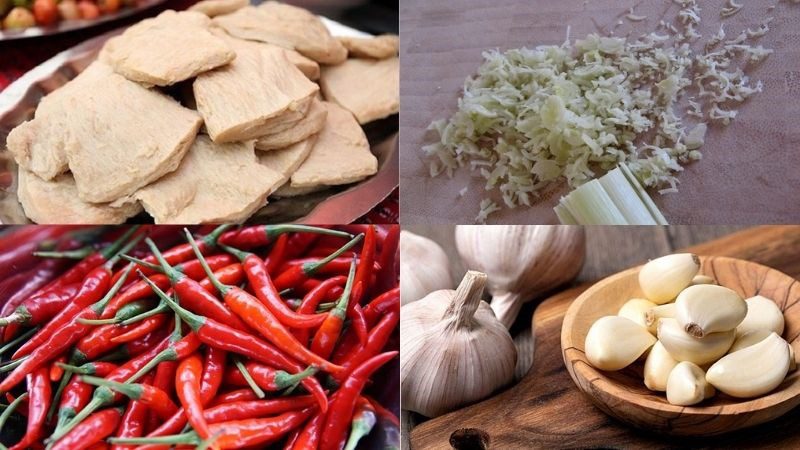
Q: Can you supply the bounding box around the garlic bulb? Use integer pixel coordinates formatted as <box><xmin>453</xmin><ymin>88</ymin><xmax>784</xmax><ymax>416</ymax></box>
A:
<box><xmin>618</xmin><ymin>298</ymin><xmax>657</xmax><ymax>329</ymax></box>
<box><xmin>736</xmin><ymin>295</ymin><xmax>784</xmax><ymax>337</ymax></box>
<box><xmin>675</xmin><ymin>285</ymin><xmax>746</xmax><ymax>338</ymax></box>
<box><xmin>706</xmin><ymin>332</ymin><xmax>790</xmax><ymax>398</ymax></box>
<box><xmin>400</xmin><ymin>271</ymin><xmax>517</xmax><ymax>417</ymax></box>
<box><xmin>666</xmin><ymin>361</ymin><xmax>715</xmax><ymax>406</ymax></box>
<box><xmin>657</xmin><ymin>318</ymin><xmax>734</xmax><ymax>365</ymax></box>
<box><xmin>454</xmin><ymin>225</ymin><xmax>585</xmax><ymax>328</ymax></box>
<box><xmin>644</xmin><ymin>341</ymin><xmax>678</xmax><ymax>392</ymax></box>
<box><xmin>399</xmin><ymin>231</ymin><xmax>453</xmax><ymax>305</ymax></box>
<box><xmin>584</xmin><ymin>316</ymin><xmax>656</xmax><ymax>371</ymax></box>
<box><xmin>638</xmin><ymin>253</ymin><xmax>700</xmax><ymax>304</ymax></box>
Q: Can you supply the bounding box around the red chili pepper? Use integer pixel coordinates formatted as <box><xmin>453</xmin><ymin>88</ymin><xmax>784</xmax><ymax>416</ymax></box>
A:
<box><xmin>55</xmin><ymin>362</ymin><xmax>117</xmax><ymax>435</ymax></box>
<box><xmin>0</xmin><ymin>259</ymin><xmax>71</xmax><ymax>339</ymax></box>
<box><xmin>74</xmin><ymin>301</ymin><xmax>153</xmax><ymax>362</ymax></box>
<box><xmin>351</xmin><ymin>225</ymin><xmax>376</xmax><ymax>305</ymax></box>
<box><xmin>13</xmin><ymin>236</ymin><xmax>141</xmax><ymax>359</ymax></box>
<box><xmin>311</xmin><ymin>259</ymin><xmax>356</xmax><ymax>359</ymax></box>
<box><xmin>225</xmin><ymin>363</ymin><xmax>317</xmax><ymax>391</ymax></box>
<box><xmin>50</xmin><ymin>407</ymin><xmax>124</xmax><ymax>450</ymax></box>
<box><xmin>200</xmin><ymin>346</ymin><xmax>227</xmax><ymax>404</ymax></box>
<box><xmin>0</xmin><ymin>227</ymin><xmax>64</xmax><ymax>281</ymax></box>
<box><xmin>112</xmin><ymin>396</ymin><xmax>150</xmax><ymax>450</ymax></box>
<box><xmin>284</xmin><ymin>428</ymin><xmax>300</xmax><ymax>450</ymax></box>
<box><xmin>9</xmin><ymin>367</ymin><xmax>51</xmax><ymax>450</ymax></box>
<box><xmin>264</xmin><ymin>233</ymin><xmax>289</xmax><ymax>276</ymax></box>
<box><xmin>208</xmin><ymin>389</ymin><xmax>259</xmax><ymax>407</ymax></box>
<box><xmin>342</xmin><ymin>397</ymin><xmax>377</xmax><ymax>450</ymax></box>
<box><xmin>332</xmin><ymin>288</ymin><xmax>400</xmax><ymax>365</ymax></box>
<box><xmin>291</xmin><ymin>409</ymin><xmax>325</xmax><ymax>450</ymax></box>
<box><xmin>221</xmin><ymin>245</ymin><xmax>326</xmax><ymax>329</ymax></box>
<box><xmin>375</xmin><ymin>225</ymin><xmax>400</xmax><ymax>293</ymax></box>
<box><xmin>205</xmin><ymin>396</ymin><xmax>316</xmax><ymax>423</ymax></box>
<box><xmin>272</xmin><ymin>234</ymin><xmax>364</xmax><ymax>291</ymax></box>
<box><xmin>110</xmin><ymin>314</ymin><xmax>168</xmax><ymax>345</ymax></box>
<box><xmin>176</xmin><ymin>353</ymin><xmax>213</xmax><ymax>440</ymax></box>
<box><xmin>0</xmin><ymin>265</ymin><xmax>134</xmax><ymax>393</ymax></box>
<box><xmin>218</xmin><ymin>225</ymin><xmax>352</xmax><ymax>250</ymax></box>
<box><xmin>320</xmin><ymin>352</ymin><xmax>398</xmax><ymax>450</ymax></box>
<box><xmin>337</xmin><ymin>310</ymin><xmax>399</xmax><ymax>381</ymax></box>
<box><xmin>364</xmin><ymin>394</ymin><xmax>400</xmax><ymax>427</ymax></box>
<box><xmin>140</xmin><ymin>274</ymin><xmax>330</xmax><ymax>414</ymax></box>
<box><xmin>50</xmin><ymin>355</ymin><xmax>67</xmax><ymax>382</ymax></box>
<box><xmin>140</xmin><ymin>238</ymin><xmax>249</xmax><ymax>332</ymax></box>
<box><xmin>0</xmin><ymin>283</ymin><xmax>79</xmax><ymax>329</ymax></box>
<box><xmin>277</xmin><ymin>257</ymin><xmax>378</xmax><ymax>278</ymax></box>
<box><xmin>123</xmin><ymin>326</ymin><xmax>169</xmax><ymax>358</ymax></box>
<box><xmin>119</xmin><ymin>225</ymin><xmax>231</xmax><ymax>280</ymax></box>
<box><xmin>293</xmin><ymin>276</ymin><xmax>347</xmax><ymax>344</ymax></box>
<box><xmin>285</xmin><ymin>233</ymin><xmax>320</xmax><ymax>258</ymax></box>
<box><xmin>81</xmin><ymin>375</ymin><xmax>179</xmax><ymax>420</ymax></box>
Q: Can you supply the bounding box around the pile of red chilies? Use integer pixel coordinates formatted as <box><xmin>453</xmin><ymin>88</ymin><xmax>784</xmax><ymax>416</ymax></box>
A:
<box><xmin>0</xmin><ymin>224</ymin><xmax>400</xmax><ymax>450</ymax></box>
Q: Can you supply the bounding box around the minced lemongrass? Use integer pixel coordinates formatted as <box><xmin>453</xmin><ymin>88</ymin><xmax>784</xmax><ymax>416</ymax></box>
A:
<box><xmin>423</xmin><ymin>0</ymin><xmax>772</xmax><ymax>223</ymax></box>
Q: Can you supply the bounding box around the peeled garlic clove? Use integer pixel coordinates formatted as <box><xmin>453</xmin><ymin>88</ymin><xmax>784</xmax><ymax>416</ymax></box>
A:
<box><xmin>658</xmin><ymin>318</ymin><xmax>734</xmax><ymax>365</ymax></box>
<box><xmin>736</xmin><ymin>295</ymin><xmax>784</xmax><ymax>337</ymax></box>
<box><xmin>645</xmin><ymin>303</ymin><xmax>676</xmax><ymax>334</ymax></box>
<box><xmin>675</xmin><ymin>285</ymin><xmax>746</xmax><ymax>338</ymax></box>
<box><xmin>666</xmin><ymin>361</ymin><xmax>713</xmax><ymax>406</ymax></box>
<box><xmin>618</xmin><ymin>298</ymin><xmax>657</xmax><ymax>329</ymax></box>
<box><xmin>690</xmin><ymin>275</ymin><xmax>716</xmax><ymax>286</ymax></box>
<box><xmin>639</xmin><ymin>253</ymin><xmax>700</xmax><ymax>304</ymax></box>
<box><xmin>585</xmin><ymin>316</ymin><xmax>656</xmax><ymax>371</ymax></box>
<box><xmin>729</xmin><ymin>328</ymin><xmax>772</xmax><ymax>353</ymax></box>
<box><xmin>644</xmin><ymin>341</ymin><xmax>678</xmax><ymax>392</ymax></box>
<box><xmin>706</xmin><ymin>332</ymin><xmax>790</xmax><ymax>398</ymax></box>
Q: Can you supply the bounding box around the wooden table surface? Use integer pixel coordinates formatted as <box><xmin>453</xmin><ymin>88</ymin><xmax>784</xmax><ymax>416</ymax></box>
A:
<box><xmin>401</xmin><ymin>225</ymin><xmax>748</xmax><ymax>448</ymax></box>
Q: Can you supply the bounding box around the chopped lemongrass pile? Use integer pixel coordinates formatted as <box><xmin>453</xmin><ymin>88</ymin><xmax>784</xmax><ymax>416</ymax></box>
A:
<box><xmin>554</xmin><ymin>164</ymin><xmax>667</xmax><ymax>225</ymax></box>
<box><xmin>422</xmin><ymin>0</ymin><xmax>781</xmax><ymax>223</ymax></box>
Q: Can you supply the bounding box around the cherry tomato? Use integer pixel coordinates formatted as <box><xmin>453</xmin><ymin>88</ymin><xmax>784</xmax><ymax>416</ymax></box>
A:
<box><xmin>98</xmin><ymin>0</ymin><xmax>119</xmax><ymax>13</ymax></box>
<box><xmin>3</xmin><ymin>6</ymin><xmax>35</xmax><ymax>28</ymax></box>
<box><xmin>32</xmin><ymin>0</ymin><xmax>57</xmax><ymax>25</ymax></box>
<box><xmin>57</xmin><ymin>0</ymin><xmax>79</xmax><ymax>20</ymax></box>
<box><xmin>76</xmin><ymin>0</ymin><xmax>98</xmax><ymax>19</ymax></box>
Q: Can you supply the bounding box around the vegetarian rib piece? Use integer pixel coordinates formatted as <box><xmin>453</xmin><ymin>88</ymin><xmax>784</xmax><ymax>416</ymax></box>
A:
<box><xmin>212</xmin><ymin>29</ymin><xmax>320</xmax><ymax>81</ymax></box>
<box><xmin>12</xmin><ymin>62</ymin><xmax>202</xmax><ymax>204</ymax></box>
<box><xmin>256</xmin><ymin>98</ymin><xmax>327</xmax><ymax>151</ymax></box>
<box><xmin>259</xmin><ymin>135</ymin><xmax>317</xmax><ymax>187</ymax></box>
<box><xmin>99</xmin><ymin>10</ymin><xmax>235</xmax><ymax>86</ymax></box>
<box><xmin>212</xmin><ymin>1</ymin><xmax>347</xmax><ymax>64</ymax></box>
<box><xmin>287</xmin><ymin>102</ymin><xmax>378</xmax><ymax>189</ymax></box>
<box><xmin>17</xmin><ymin>168</ymin><xmax>142</xmax><ymax>224</ymax></box>
<box><xmin>193</xmin><ymin>46</ymin><xmax>318</xmax><ymax>143</ymax></box>
<box><xmin>133</xmin><ymin>136</ymin><xmax>284</xmax><ymax>224</ymax></box>
<box><xmin>338</xmin><ymin>35</ymin><xmax>399</xmax><ymax>59</ymax></box>
<box><xmin>320</xmin><ymin>57</ymin><xmax>399</xmax><ymax>124</ymax></box>
<box><xmin>187</xmin><ymin>0</ymin><xmax>247</xmax><ymax>17</ymax></box>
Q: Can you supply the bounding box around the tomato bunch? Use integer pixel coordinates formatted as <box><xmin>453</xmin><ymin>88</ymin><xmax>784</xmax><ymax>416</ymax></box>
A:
<box><xmin>1</xmin><ymin>0</ymin><xmax>129</xmax><ymax>30</ymax></box>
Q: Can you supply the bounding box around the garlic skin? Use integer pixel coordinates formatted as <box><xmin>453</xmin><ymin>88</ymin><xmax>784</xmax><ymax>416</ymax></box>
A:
<box><xmin>658</xmin><ymin>318</ymin><xmax>734</xmax><ymax>365</ymax></box>
<box><xmin>400</xmin><ymin>271</ymin><xmax>517</xmax><ymax>417</ymax></box>
<box><xmin>690</xmin><ymin>275</ymin><xmax>716</xmax><ymax>286</ymax></box>
<box><xmin>455</xmin><ymin>225</ymin><xmax>585</xmax><ymax>328</ymax></box>
<box><xmin>675</xmin><ymin>285</ymin><xmax>746</xmax><ymax>338</ymax></box>
<box><xmin>666</xmin><ymin>361</ymin><xmax>715</xmax><ymax>406</ymax></box>
<box><xmin>585</xmin><ymin>316</ymin><xmax>656</xmax><ymax>371</ymax></box>
<box><xmin>645</xmin><ymin>303</ymin><xmax>676</xmax><ymax>334</ymax></box>
<box><xmin>638</xmin><ymin>253</ymin><xmax>700</xmax><ymax>304</ymax></box>
<box><xmin>618</xmin><ymin>298</ymin><xmax>657</xmax><ymax>329</ymax></box>
<box><xmin>706</xmin><ymin>332</ymin><xmax>790</xmax><ymax>398</ymax></box>
<box><xmin>399</xmin><ymin>231</ymin><xmax>453</xmax><ymax>305</ymax></box>
<box><xmin>729</xmin><ymin>328</ymin><xmax>772</xmax><ymax>353</ymax></box>
<box><xmin>736</xmin><ymin>295</ymin><xmax>784</xmax><ymax>337</ymax></box>
<box><xmin>644</xmin><ymin>341</ymin><xmax>679</xmax><ymax>392</ymax></box>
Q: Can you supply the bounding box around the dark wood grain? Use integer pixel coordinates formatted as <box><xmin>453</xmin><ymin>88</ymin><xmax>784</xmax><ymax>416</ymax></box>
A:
<box><xmin>403</xmin><ymin>225</ymin><xmax>800</xmax><ymax>449</ymax></box>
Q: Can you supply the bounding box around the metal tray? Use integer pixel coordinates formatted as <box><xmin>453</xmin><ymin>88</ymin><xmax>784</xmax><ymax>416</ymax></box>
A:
<box><xmin>0</xmin><ymin>18</ymin><xmax>399</xmax><ymax>224</ymax></box>
<box><xmin>0</xmin><ymin>0</ymin><xmax>167</xmax><ymax>41</ymax></box>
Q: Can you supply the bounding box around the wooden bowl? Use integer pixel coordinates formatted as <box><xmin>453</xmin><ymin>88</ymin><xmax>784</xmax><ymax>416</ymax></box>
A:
<box><xmin>561</xmin><ymin>256</ymin><xmax>800</xmax><ymax>436</ymax></box>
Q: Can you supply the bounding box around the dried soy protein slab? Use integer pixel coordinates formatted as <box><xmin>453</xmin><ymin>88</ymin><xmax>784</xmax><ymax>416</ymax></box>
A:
<box><xmin>17</xmin><ymin>168</ymin><xmax>142</xmax><ymax>224</ymax></box>
<box><xmin>13</xmin><ymin>62</ymin><xmax>202</xmax><ymax>204</ymax></box>
<box><xmin>259</xmin><ymin>134</ymin><xmax>317</xmax><ymax>187</ymax></box>
<box><xmin>193</xmin><ymin>46</ymin><xmax>318</xmax><ymax>143</ymax></box>
<box><xmin>211</xmin><ymin>29</ymin><xmax>321</xmax><ymax>81</ymax></box>
<box><xmin>288</xmin><ymin>102</ymin><xmax>378</xmax><ymax>189</ymax></box>
<box><xmin>212</xmin><ymin>1</ymin><xmax>347</xmax><ymax>65</ymax></box>
<box><xmin>134</xmin><ymin>136</ymin><xmax>284</xmax><ymax>224</ymax></box>
<box><xmin>187</xmin><ymin>0</ymin><xmax>247</xmax><ymax>17</ymax></box>
<box><xmin>99</xmin><ymin>10</ymin><xmax>235</xmax><ymax>86</ymax></box>
<box><xmin>255</xmin><ymin>98</ymin><xmax>327</xmax><ymax>151</ymax></box>
<box><xmin>338</xmin><ymin>35</ymin><xmax>399</xmax><ymax>59</ymax></box>
<box><xmin>320</xmin><ymin>57</ymin><xmax>399</xmax><ymax>124</ymax></box>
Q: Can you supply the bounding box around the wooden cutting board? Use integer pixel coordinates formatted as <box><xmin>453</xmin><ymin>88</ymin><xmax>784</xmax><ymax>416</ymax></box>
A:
<box><xmin>410</xmin><ymin>226</ymin><xmax>800</xmax><ymax>449</ymax></box>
